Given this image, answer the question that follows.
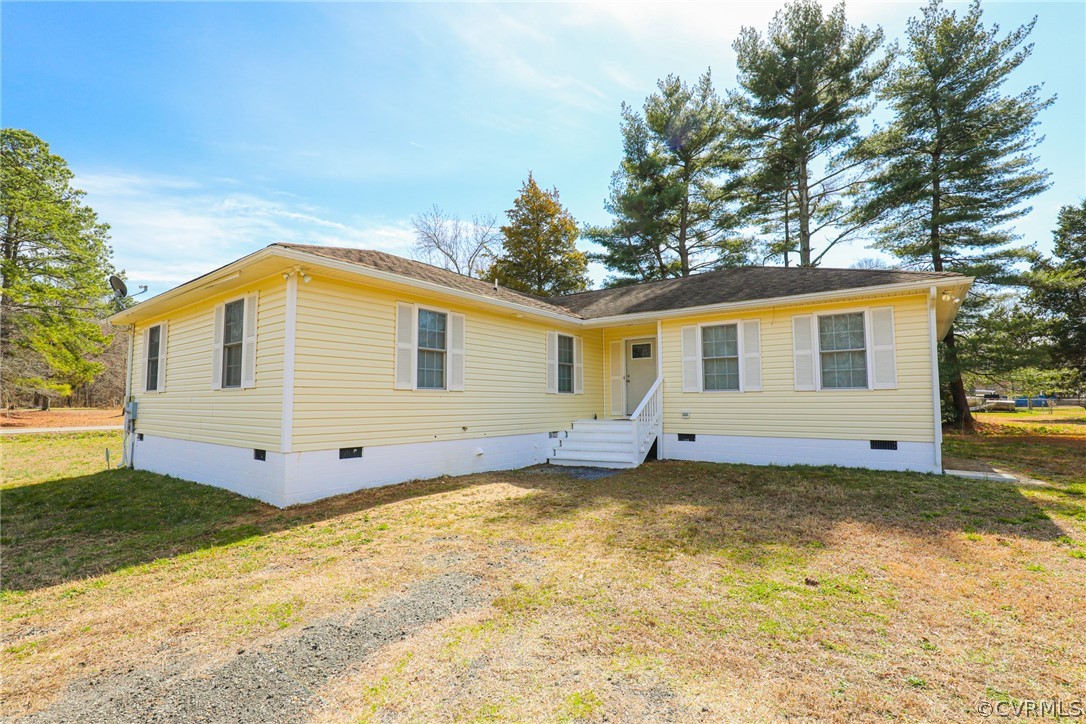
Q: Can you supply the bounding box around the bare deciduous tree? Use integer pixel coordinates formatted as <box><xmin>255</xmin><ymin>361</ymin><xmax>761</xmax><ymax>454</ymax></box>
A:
<box><xmin>411</xmin><ymin>205</ymin><xmax>499</xmax><ymax>278</ymax></box>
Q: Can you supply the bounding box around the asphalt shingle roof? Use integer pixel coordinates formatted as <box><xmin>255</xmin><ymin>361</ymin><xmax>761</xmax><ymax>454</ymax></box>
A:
<box><xmin>277</xmin><ymin>244</ymin><xmax>967</xmax><ymax>320</ymax></box>
<box><xmin>547</xmin><ymin>266</ymin><xmax>966</xmax><ymax>318</ymax></box>
<box><xmin>275</xmin><ymin>243</ymin><xmax>582</xmax><ymax>317</ymax></box>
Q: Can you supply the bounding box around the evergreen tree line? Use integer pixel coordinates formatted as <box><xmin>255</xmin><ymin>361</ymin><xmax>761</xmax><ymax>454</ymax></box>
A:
<box><xmin>1</xmin><ymin>129</ymin><xmax>118</xmax><ymax>409</ymax></box>
<box><xmin>415</xmin><ymin>0</ymin><xmax>1081</xmax><ymax>430</ymax></box>
<box><xmin>2</xmin><ymin>0</ymin><xmax>1077</xmax><ymax>425</ymax></box>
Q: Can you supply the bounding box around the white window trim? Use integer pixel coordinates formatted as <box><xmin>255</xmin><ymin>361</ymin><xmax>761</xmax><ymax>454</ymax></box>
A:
<box><xmin>142</xmin><ymin>321</ymin><xmax>167</xmax><ymax>394</ymax></box>
<box><xmin>556</xmin><ymin>333</ymin><xmax>576</xmax><ymax>395</ymax></box>
<box><xmin>218</xmin><ymin>293</ymin><xmax>248</xmax><ymax>391</ymax></box>
<box><xmin>696</xmin><ymin>320</ymin><xmax>746</xmax><ymax>394</ymax></box>
<box><xmin>812</xmin><ymin>307</ymin><xmax>875</xmax><ymax>392</ymax></box>
<box><xmin>415</xmin><ymin>304</ymin><xmax>451</xmax><ymax>392</ymax></box>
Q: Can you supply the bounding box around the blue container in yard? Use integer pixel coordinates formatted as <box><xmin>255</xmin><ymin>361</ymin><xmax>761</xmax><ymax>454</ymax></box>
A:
<box><xmin>1015</xmin><ymin>396</ymin><xmax>1049</xmax><ymax>407</ymax></box>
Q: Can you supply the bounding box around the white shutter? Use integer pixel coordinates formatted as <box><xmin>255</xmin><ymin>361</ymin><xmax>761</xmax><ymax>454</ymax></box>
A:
<box><xmin>609</xmin><ymin>340</ymin><xmax>624</xmax><ymax>416</ymax></box>
<box><xmin>573</xmin><ymin>336</ymin><xmax>584</xmax><ymax>394</ymax></box>
<box><xmin>394</xmin><ymin>302</ymin><xmax>416</xmax><ymax>390</ymax></box>
<box><xmin>157</xmin><ymin>321</ymin><xmax>168</xmax><ymax>392</ymax></box>
<box><xmin>211</xmin><ymin>304</ymin><xmax>224</xmax><ymax>391</ymax></box>
<box><xmin>870</xmin><ymin>307</ymin><xmax>897</xmax><ymax>389</ymax></box>
<box><xmin>793</xmin><ymin>315</ymin><xmax>815</xmax><ymax>391</ymax></box>
<box><xmin>448</xmin><ymin>312</ymin><xmax>465</xmax><ymax>391</ymax></box>
<box><xmin>545</xmin><ymin>331</ymin><xmax>558</xmax><ymax>394</ymax></box>
<box><xmin>241</xmin><ymin>293</ymin><xmax>258</xmax><ymax>388</ymax></box>
<box><xmin>139</xmin><ymin>327</ymin><xmax>149</xmax><ymax>393</ymax></box>
<box><xmin>681</xmin><ymin>325</ymin><xmax>701</xmax><ymax>392</ymax></box>
<box><xmin>741</xmin><ymin>319</ymin><xmax>761</xmax><ymax>392</ymax></box>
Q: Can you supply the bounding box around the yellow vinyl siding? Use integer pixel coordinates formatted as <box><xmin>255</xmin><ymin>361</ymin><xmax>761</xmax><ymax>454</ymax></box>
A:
<box><xmin>131</xmin><ymin>277</ymin><xmax>286</xmax><ymax>450</ymax></box>
<box><xmin>290</xmin><ymin>277</ymin><xmax>603</xmax><ymax>452</ymax></box>
<box><xmin>658</xmin><ymin>292</ymin><xmax>935</xmax><ymax>443</ymax></box>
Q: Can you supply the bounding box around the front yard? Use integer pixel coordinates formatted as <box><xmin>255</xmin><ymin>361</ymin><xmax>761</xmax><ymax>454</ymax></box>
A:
<box><xmin>2</xmin><ymin>416</ymin><xmax>1084</xmax><ymax>721</ymax></box>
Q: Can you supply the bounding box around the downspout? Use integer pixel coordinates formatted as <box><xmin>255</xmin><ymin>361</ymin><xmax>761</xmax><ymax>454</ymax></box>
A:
<box><xmin>928</xmin><ymin>287</ymin><xmax>943</xmax><ymax>474</ymax></box>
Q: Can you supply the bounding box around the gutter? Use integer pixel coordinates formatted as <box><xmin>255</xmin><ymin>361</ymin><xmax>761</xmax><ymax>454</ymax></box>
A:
<box><xmin>110</xmin><ymin>244</ymin><xmax>974</xmax><ymax>333</ymax></box>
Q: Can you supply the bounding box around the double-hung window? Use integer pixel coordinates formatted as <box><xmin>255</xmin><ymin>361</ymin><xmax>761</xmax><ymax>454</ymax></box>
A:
<box><xmin>143</xmin><ymin>322</ymin><xmax>167</xmax><ymax>392</ymax></box>
<box><xmin>417</xmin><ymin>308</ymin><xmax>447</xmax><ymax>390</ymax></box>
<box><xmin>701</xmin><ymin>324</ymin><xmax>740</xmax><ymax>391</ymax></box>
<box><xmin>818</xmin><ymin>312</ymin><xmax>868</xmax><ymax>389</ymax></box>
<box><xmin>222</xmin><ymin>299</ymin><xmax>245</xmax><ymax>389</ymax></box>
<box><xmin>557</xmin><ymin>334</ymin><xmax>574</xmax><ymax>394</ymax></box>
<box><xmin>394</xmin><ymin>303</ymin><xmax>464</xmax><ymax>392</ymax></box>
<box><xmin>211</xmin><ymin>293</ymin><xmax>257</xmax><ymax>391</ymax></box>
<box><xmin>145</xmin><ymin>325</ymin><xmax>162</xmax><ymax>391</ymax></box>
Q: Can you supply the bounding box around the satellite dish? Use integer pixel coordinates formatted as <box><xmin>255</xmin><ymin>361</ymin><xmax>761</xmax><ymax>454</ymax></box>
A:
<box><xmin>109</xmin><ymin>275</ymin><xmax>128</xmax><ymax>298</ymax></box>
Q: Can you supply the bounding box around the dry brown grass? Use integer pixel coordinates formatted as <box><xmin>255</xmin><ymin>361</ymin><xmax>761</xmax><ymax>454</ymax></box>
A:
<box><xmin>0</xmin><ymin>408</ymin><xmax>123</xmax><ymax>429</ymax></box>
<box><xmin>3</xmin><ymin>431</ymin><xmax>1085</xmax><ymax>722</ymax></box>
<box><xmin>944</xmin><ymin>407</ymin><xmax>1086</xmax><ymax>490</ymax></box>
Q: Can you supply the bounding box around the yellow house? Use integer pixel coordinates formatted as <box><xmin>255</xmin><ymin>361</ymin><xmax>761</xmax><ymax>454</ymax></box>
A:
<box><xmin>109</xmin><ymin>243</ymin><xmax>972</xmax><ymax>507</ymax></box>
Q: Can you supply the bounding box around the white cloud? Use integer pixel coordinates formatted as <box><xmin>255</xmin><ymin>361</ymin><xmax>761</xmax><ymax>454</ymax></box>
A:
<box><xmin>77</xmin><ymin>170</ymin><xmax>416</xmax><ymax>295</ymax></box>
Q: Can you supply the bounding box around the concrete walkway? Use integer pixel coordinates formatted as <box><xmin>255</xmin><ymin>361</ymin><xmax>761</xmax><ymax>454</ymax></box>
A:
<box><xmin>0</xmin><ymin>425</ymin><xmax>123</xmax><ymax>436</ymax></box>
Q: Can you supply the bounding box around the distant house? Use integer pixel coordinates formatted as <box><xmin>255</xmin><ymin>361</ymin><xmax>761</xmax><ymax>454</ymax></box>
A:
<box><xmin>110</xmin><ymin>244</ymin><xmax>971</xmax><ymax>507</ymax></box>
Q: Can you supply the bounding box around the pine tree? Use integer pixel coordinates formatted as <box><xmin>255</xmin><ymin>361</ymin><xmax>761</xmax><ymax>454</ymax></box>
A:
<box><xmin>732</xmin><ymin>0</ymin><xmax>892</xmax><ymax>267</ymax></box>
<box><xmin>586</xmin><ymin>71</ymin><xmax>753</xmax><ymax>286</ymax></box>
<box><xmin>488</xmin><ymin>174</ymin><xmax>589</xmax><ymax>297</ymax></box>
<box><xmin>1</xmin><ymin>129</ymin><xmax>115</xmax><ymax>406</ymax></box>
<box><xmin>1029</xmin><ymin>201</ymin><xmax>1086</xmax><ymax>384</ymax></box>
<box><xmin>861</xmin><ymin>0</ymin><xmax>1053</xmax><ymax>430</ymax></box>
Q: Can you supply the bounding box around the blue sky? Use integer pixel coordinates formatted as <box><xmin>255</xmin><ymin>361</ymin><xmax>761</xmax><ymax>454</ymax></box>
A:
<box><xmin>3</xmin><ymin>1</ymin><xmax>1084</xmax><ymax>295</ymax></box>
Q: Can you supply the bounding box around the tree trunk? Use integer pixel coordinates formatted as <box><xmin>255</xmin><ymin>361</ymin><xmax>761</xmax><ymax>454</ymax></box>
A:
<box><xmin>797</xmin><ymin>160</ymin><xmax>812</xmax><ymax>266</ymax></box>
<box><xmin>677</xmin><ymin>171</ymin><xmax>691</xmax><ymax>276</ymax></box>
<box><xmin>927</xmin><ymin>144</ymin><xmax>973</xmax><ymax>430</ymax></box>
<box><xmin>943</xmin><ymin>327</ymin><xmax>974</xmax><ymax>432</ymax></box>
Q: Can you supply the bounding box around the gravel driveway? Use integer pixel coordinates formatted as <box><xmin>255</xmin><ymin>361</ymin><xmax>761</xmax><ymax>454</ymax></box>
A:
<box><xmin>24</xmin><ymin>573</ymin><xmax>486</xmax><ymax>723</ymax></box>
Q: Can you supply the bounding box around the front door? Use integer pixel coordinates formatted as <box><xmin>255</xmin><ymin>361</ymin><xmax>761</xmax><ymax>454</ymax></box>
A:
<box><xmin>625</xmin><ymin>338</ymin><xmax>655</xmax><ymax>416</ymax></box>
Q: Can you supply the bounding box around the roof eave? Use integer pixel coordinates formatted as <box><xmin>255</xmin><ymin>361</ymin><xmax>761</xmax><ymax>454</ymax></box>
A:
<box><xmin>272</xmin><ymin>246</ymin><xmax>585</xmax><ymax>323</ymax></box>
<box><xmin>578</xmin><ymin>276</ymin><xmax>975</xmax><ymax>326</ymax></box>
<box><xmin>111</xmin><ymin>245</ymin><xmax>973</xmax><ymax>330</ymax></box>
<box><xmin>108</xmin><ymin>246</ymin><xmax>282</xmax><ymax>325</ymax></box>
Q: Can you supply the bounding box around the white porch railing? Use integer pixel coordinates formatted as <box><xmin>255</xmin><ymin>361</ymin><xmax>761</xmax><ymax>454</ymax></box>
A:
<box><xmin>629</xmin><ymin>376</ymin><xmax>662</xmax><ymax>464</ymax></box>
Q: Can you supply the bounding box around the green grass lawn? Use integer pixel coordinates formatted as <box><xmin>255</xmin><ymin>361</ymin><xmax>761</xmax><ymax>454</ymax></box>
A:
<box><xmin>2</xmin><ymin>427</ymin><xmax>1084</xmax><ymax>721</ymax></box>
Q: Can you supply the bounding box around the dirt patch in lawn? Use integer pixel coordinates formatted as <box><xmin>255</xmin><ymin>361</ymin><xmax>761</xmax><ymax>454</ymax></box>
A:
<box><xmin>24</xmin><ymin>573</ymin><xmax>488</xmax><ymax>723</ymax></box>
<box><xmin>0</xmin><ymin>408</ymin><xmax>122</xmax><ymax>429</ymax></box>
